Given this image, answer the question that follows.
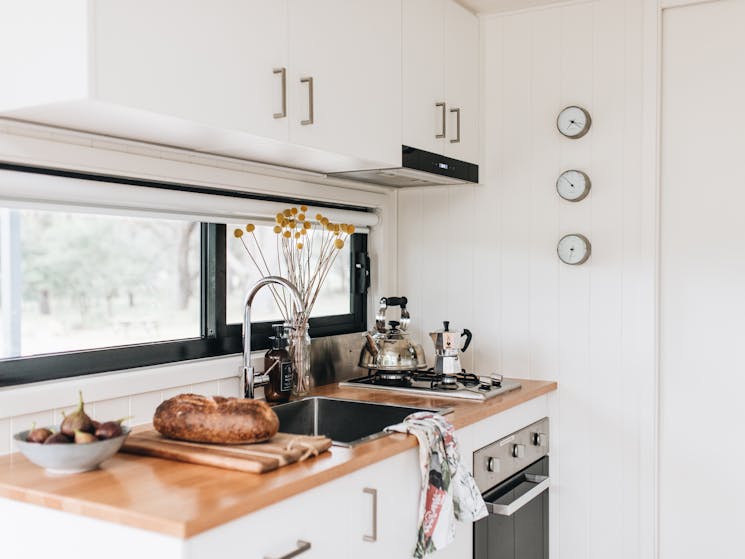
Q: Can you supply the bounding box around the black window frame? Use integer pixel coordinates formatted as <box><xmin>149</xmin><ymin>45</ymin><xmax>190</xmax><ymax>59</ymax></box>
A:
<box><xmin>0</xmin><ymin>165</ymin><xmax>370</xmax><ymax>388</ymax></box>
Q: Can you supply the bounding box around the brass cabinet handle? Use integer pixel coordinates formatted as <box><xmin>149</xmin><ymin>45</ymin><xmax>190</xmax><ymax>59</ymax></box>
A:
<box><xmin>273</xmin><ymin>68</ymin><xmax>287</xmax><ymax>119</ymax></box>
<box><xmin>264</xmin><ymin>540</ymin><xmax>311</xmax><ymax>559</ymax></box>
<box><xmin>300</xmin><ymin>77</ymin><xmax>314</xmax><ymax>125</ymax></box>
<box><xmin>436</xmin><ymin>102</ymin><xmax>446</xmax><ymax>139</ymax></box>
<box><xmin>363</xmin><ymin>487</ymin><xmax>378</xmax><ymax>542</ymax></box>
<box><xmin>450</xmin><ymin>107</ymin><xmax>461</xmax><ymax>143</ymax></box>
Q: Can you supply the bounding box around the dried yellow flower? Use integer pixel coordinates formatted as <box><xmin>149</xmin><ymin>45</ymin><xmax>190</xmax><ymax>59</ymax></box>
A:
<box><xmin>294</xmin><ymin>231</ymin><xmax>300</xmax><ymax>239</ymax></box>
<box><xmin>291</xmin><ymin>207</ymin><xmax>298</xmax><ymax>215</ymax></box>
<box><xmin>296</xmin><ymin>242</ymin><xmax>304</xmax><ymax>250</ymax></box>
<box><xmin>276</xmin><ymin>213</ymin><xmax>284</xmax><ymax>224</ymax></box>
<box><xmin>334</xmin><ymin>238</ymin><xmax>344</xmax><ymax>249</ymax></box>
<box><xmin>301</xmin><ymin>205</ymin><xmax>308</xmax><ymax>212</ymax></box>
<box><xmin>298</xmin><ymin>213</ymin><xmax>305</xmax><ymax>221</ymax></box>
<box><xmin>283</xmin><ymin>231</ymin><xmax>291</xmax><ymax>239</ymax></box>
<box><xmin>326</xmin><ymin>222</ymin><xmax>334</xmax><ymax>231</ymax></box>
<box><xmin>348</xmin><ymin>225</ymin><xmax>356</xmax><ymax>235</ymax></box>
<box><xmin>281</xmin><ymin>219</ymin><xmax>289</xmax><ymax>227</ymax></box>
<box><xmin>233</xmin><ymin>228</ymin><xmax>244</xmax><ymax>238</ymax></box>
<box><xmin>315</xmin><ymin>213</ymin><xmax>323</xmax><ymax>221</ymax></box>
<box><xmin>245</xmin><ymin>223</ymin><xmax>255</xmax><ymax>233</ymax></box>
<box><xmin>320</xmin><ymin>217</ymin><xmax>329</xmax><ymax>226</ymax></box>
<box><xmin>340</xmin><ymin>224</ymin><xmax>348</xmax><ymax>234</ymax></box>
<box><xmin>304</xmin><ymin>222</ymin><xmax>312</xmax><ymax>230</ymax></box>
<box><xmin>300</xmin><ymin>228</ymin><xmax>307</xmax><ymax>235</ymax></box>
<box><xmin>283</xmin><ymin>209</ymin><xmax>292</xmax><ymax>217</ymax></box>
<box><xmin>289</xmin><ymin>220</ymin><xmax>296</xmax><ymax>228</ymax></box>
<box><xmin>273</xmin><ymin>225</ymin><xmax>282</xmax><ymax>234</ymax></box>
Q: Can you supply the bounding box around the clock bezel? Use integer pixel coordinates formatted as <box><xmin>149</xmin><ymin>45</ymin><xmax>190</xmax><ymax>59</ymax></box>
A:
<box><xmin>556</xmin><ymin>105</ymin><xmax>592</xmax><ymax>139</ymax></box>
<box><xmin>557</xmin><ymin>233</ymin><xmax>592</xmax><ymax>265</ymax></box>
<box><xmin>556</xmin><ymin>169</ymin><xmax>592</xmax><ymax>202</ymax></box>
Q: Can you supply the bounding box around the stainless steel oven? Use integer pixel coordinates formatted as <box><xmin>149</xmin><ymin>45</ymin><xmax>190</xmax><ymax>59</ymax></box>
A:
<box><xmin>473</xmin><ymin>418</ymin><xmax>550</xmax><ymax>559</ymax></box>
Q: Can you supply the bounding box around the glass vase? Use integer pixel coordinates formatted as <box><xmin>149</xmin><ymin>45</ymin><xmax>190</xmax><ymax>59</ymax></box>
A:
<box><xmin>288</xmin><ymin>320</ymin><xmax>312</xmax><ymax>397</ymax></box>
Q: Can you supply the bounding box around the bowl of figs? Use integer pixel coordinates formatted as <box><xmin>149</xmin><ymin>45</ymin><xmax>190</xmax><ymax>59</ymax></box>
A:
<box><xmin>13</xmin><ymin>391</ymin><xmax>131</xmax><ymax>474</ymax></box>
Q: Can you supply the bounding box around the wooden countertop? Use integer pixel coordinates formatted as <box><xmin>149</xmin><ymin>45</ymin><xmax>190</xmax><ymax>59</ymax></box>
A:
<box><xmin>0</xmin><ymin>379</ymin><xmax>556</xmax><ymax>538</ymax></box>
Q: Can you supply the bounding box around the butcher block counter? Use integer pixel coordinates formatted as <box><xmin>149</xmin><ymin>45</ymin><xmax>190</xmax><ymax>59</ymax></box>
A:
<box><xmin>0</xmin><ymin>379</ymin><xmax>556</xmax><ymax>540</ymax></box>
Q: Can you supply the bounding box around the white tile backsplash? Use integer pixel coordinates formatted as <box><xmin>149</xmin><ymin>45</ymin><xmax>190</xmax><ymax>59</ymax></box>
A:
<box><xmin>130</xmin><ymin>391</ymin><xmax>162</xmax><ymax>426</ymax></box>
<box><xmin>218</xmin><ymin>377</ymin><xmax>241</xmax><ymax>397</ymax></box>
<box><xmin>189</xmin><ymin>380</ymin><xmax>221</xmax><ymax>397</ymax></box>
<box><xmin>92</xmin><ymin>398</ymin><xmax>130</xmax><ymax>425</ymax></box>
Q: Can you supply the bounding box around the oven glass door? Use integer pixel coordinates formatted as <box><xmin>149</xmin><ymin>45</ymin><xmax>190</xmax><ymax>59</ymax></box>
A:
<box><xmin>474</xmin><ymin>456</ymin><xmax>549</xmax><ymax>559</ymax></box>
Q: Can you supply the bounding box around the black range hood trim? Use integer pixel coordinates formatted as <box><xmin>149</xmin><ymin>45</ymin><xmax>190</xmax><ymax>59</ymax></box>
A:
<box><xmin>401</xmin><ymin>145</ymin><xmax>479</xmax><ymax>184</ymax></box>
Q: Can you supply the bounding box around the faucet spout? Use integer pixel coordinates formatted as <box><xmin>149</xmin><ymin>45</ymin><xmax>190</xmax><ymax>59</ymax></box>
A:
<box><xmin>243</xmin><ymin>276</ymin><xmax>305</xmax><ymax>399</ymax></box>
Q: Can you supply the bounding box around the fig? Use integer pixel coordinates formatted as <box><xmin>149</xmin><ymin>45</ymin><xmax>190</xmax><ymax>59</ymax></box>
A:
<box><xmin>43</xmin><ymin>432</ymin><xmax>72</xmax><ymax>445</ymax></box>
<box><xmin>26</xmin><ymin>423</ymin><xmax>53</xmax><ymax>444</ymax></box>
<box><xmin>95</xmin><ymin>421</ymin><xmax>123</xmax><ymax>440</ymax></box>
<box><xmin>60</xmin><ymin>391</ymin><xmax>94</xmax><ymax>437</ymax></box>
<box><xmin>74</xmin><ymin>429</ymin><xmax>97</xmax><ymax>444</ymax></box>
<box><xmin>91</xmin><ymin>420</ymin><xmax>102</xmax><ymax>431</ymax></box>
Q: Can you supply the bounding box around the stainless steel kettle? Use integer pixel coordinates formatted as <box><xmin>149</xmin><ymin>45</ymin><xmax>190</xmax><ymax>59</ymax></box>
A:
<box><xmin>358</xmin><ymin>297</ymin><xmax>427</xmax><ymax>371</ymax></box>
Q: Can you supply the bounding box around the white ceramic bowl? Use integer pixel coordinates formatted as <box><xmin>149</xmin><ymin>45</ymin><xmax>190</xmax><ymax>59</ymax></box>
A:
<box><xmin>13</xmin><ymin>426</ymin><xmax>131</xmax><ymax>474</ymax></box>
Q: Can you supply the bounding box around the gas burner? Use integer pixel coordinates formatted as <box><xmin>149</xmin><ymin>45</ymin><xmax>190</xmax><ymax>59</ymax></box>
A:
<box><xmin>342</xmin><ymin>371</ymin><xmax>521</xmax><ymax>401</ymax></box>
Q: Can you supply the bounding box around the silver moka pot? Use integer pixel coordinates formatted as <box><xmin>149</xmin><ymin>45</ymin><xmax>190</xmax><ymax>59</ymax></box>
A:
<box><xmin>429</xmin><ymin>321</ymin><xmax>473</xmax><ymax>375</ymax></box>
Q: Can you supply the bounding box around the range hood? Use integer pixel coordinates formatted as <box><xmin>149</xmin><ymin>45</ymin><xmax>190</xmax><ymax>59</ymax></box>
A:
<box><xmin>329</xmin><ymin>146</ymin><xmax>479</xmax><ymax>187</ymax></box>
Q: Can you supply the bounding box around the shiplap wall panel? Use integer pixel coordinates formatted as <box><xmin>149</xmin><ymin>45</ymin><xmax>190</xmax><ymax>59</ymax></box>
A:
<box><xmin>396</xmin><ymin>2</ymin><xmax>647</xmax><ymax>558</ymax></box>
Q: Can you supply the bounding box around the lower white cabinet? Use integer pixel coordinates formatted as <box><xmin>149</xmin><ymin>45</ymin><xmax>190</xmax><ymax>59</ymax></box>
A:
<box><xmin>346</xmin><ymin>450</ymin><xmax>421</xmax><ymax>558</ymax></box>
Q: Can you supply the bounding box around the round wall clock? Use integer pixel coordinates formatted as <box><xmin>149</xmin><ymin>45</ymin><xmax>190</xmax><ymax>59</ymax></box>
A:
<box><xmin>557</xmin><ymin>106</ymin><xmax>592</xmax><ymax>139</ymax></box>
<box><xmin>557</xmin><ymin>234</ymin><xmax>591</xmax><ymax>265</ymax></box>
<box><xmin>556</xmin><ymin>170</ymin><xmax>591</xmax><ymax>202</ymax></box>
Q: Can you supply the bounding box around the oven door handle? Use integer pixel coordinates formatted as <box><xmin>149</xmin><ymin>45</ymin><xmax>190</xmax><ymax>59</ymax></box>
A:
<box><xmin>485</xmin><ymin>475</ymin><xmax>550</xmax><ymax>517</ymax></box>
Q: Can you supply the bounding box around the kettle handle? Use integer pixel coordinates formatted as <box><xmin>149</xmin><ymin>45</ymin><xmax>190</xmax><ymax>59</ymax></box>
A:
<box><xmin>376</xmin><ymin>297</ymin><xmax>410</xmax><ymax>332</ymax></box>
<box><xmin>461</xmin><ymin>329</ymin><xmax>473</xmax><ymax>353</ymax></box>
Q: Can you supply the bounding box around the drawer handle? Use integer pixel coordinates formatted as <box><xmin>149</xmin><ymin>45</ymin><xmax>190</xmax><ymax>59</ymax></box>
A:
<box><xmin>363</xmin><ymin>487</ymin><xmax>378</xmax><ymax>542</ymax></box>
<box><xmin>436</xmin><ymin>102</ymin><xmax>446</xmax><ymax>139</ymax></box>
<box><xmin>450</xmin><ymin>107</ymin><xmax>461</xmax><ymax>143</ymax></box>
<box><xmin>301</xmin><ymin>76</ymin><xmax>314</xmax><ymax>125</ymax></box>
<box><xmin>273</xmin><ymin>67</ymin><xmax>287</xmax><ymax>119</ymax></box>
<box><xmin>264</xmin><ymin>540</ymin><xmax>311</xmax><ymax>559</ymax></box>
<box><xmin>486</xmin><ymin>475</ymin><xmax>550</xmax><ymax>517</ymax></box>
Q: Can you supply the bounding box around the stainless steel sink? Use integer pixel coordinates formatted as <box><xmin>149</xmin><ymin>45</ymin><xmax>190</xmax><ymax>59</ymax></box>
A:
<box><xmin>272</xmin><ymin>396</ymin><xmax>452</xmax><ymax>447</ymax></box>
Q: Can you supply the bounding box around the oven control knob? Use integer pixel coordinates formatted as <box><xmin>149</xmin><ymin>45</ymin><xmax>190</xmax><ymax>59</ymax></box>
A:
<box><xmin>486</xmin><ymin>456</ymin><xmax>500</xmax><ymax>473</ymax></box>
<box><xmin>531</xmin><ymin>432</ymin><xmax>546</xmax><ymax>447</ymax></box>
<box><xmin>512</xmin><ymin>444</ymin><xmax>526</xmax><ymax>458</ymax></box>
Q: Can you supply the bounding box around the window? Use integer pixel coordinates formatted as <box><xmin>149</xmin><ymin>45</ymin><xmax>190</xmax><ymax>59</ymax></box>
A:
<box><xmin>0</xmin><ymin>171</ymin><xmax>370</xmax><ymax>388</ymax></box>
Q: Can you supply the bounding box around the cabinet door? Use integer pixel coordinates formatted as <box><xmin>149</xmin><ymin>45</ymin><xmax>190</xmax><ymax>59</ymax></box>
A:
<box><xmin>93</xmin><ymin>0</ymin><xmax>289</xmax><ymax>141</ymax></box>
<box><xmin>443</xmin><ymin>0</ymin><xmax>479</xmax><ymax>164</ymax></box>
<box><xmin>287</xmin><ymin>0</ymin><xmax>401</xmax><ymax>169</ymax></box>
<box><xmin>402</xmin><ymin>0</ymin><xmax>446</xmax><ymax>155</ymax></box>
<box><xmin>347</xmin><ymin>450</ymin><xmax>421</xmax><ymax>558</ymax></box>
<box><xmin>185</xmin><ymin>479</ymin><xmax>350</xmax><ymax>559</ymax></box>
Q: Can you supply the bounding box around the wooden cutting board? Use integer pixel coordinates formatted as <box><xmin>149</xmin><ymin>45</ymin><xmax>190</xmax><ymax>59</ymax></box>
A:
<box><xmin>121</xmin><ymin>429</ymin><xmax>332</xmax><ymax>474</ymax></box>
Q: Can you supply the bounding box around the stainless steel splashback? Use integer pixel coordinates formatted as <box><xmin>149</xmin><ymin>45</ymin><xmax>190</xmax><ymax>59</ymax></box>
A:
<box><xmin>309</xmin><ymin>331</ymin><xmax>367</xmax><ymax>386</ymax></box>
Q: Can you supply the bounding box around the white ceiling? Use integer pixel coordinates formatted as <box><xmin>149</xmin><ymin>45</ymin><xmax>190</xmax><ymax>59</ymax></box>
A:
<box><xmin>456</xmin><ymin>0</ymin><xmax>570</xmax><ymax>15</ymax></box>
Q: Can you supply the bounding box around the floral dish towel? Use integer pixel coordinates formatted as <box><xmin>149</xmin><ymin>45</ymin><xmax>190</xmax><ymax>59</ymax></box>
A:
<box><xmin>386</xmin><ymin>411</ymin><xmax>488</xmax><ymax>558</ymax></box>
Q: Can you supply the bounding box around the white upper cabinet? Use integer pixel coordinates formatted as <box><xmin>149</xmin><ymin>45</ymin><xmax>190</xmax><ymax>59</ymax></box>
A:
<box><xmin>443</xmin><ymin>0</ymin><xmax>479</xmax><ymax>163</ymax></box>
<box><xmin>0</xmin><ymin>0</ymin><xmax>401</xmax><ymax>173</ymax></box>
<box><xmin>287</xmin><ymin>0</ymin><xmax>402</xmax><ymax>169</ymax></box>
<box><xmin>402</xmin><ymin>0</ymin><xmax>480</xmax><ymax>165</ymax></box>
<box><xmin>402</xmin><ymin>0</ymin><xmax>446</xmax><ymax>155</ymax></box>
<box><xmin>93</xmin><ymin>0</ymin><xmax>289</xmax><ymax>142</ymax></box>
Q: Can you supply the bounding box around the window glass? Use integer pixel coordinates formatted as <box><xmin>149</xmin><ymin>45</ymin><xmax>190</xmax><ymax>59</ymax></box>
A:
<box><xmin>0</xmin><ymin>208</ymin><xmax>200</xmax><ymax>359</ymax></box>
<box><xmin>226</xmin><ymin>222</ymin><xmax>351</xmax><ymax>324</ymax></box>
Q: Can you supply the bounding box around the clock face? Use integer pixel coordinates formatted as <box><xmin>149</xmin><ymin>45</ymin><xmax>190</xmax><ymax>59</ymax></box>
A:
<box><xmin>557</xmin><ymin>106</ymin><xmax>591</xmax><ymax>139</ymax></box>
<box><xmin>557</xmin><ymin>234</ymin><xmax>591</xmax><ymax>265</ymax></box>
<box><xmin>556</xmin><ymin>170</ymin><xmax>591</xmax><ymax>202</ymax></box>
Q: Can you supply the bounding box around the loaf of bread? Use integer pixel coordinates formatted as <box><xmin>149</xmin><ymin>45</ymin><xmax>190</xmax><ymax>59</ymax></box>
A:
<box><xmin>153</xmin><ymin>394</ymin><xmax>279</xmax><ymax>444</ymax></box>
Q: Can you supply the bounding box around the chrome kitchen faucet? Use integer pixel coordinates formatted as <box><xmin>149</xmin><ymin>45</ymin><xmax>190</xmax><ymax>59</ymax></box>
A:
<box><xmin>242</xmin><ymin>276</ymin><xmax>305</xmax><ymax>399</ymax></box>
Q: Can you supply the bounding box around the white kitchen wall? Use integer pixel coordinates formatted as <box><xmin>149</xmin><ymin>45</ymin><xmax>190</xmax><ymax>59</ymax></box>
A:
<box><xmin>397</xmin><ymin>1</ymin><xmax>654</xmax><ymax>558</ymax></box>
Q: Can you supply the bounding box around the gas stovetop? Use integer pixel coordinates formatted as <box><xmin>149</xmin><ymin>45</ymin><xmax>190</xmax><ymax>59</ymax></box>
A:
<box><xmin>339</xmin><ymin>371</ymin><xmax>521</xmax><ymax>401</ymax></box>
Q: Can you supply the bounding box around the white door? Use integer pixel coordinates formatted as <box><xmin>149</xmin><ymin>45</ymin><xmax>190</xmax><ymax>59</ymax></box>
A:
<box><xmin>443</xmin><ymin>0</ymin><xmax>479</xmax><ymax>164</ymax></box>
<box><xmin>347</xmin><ymin>451</ymin><xmax>421</xmax><ymax>558</ymax></box>
<box><xmin>402</xmin><ymin>0</ymin><xmax>446</xmax><ymax>155</ymax></box>
<box><xmin>287</xmin><ymin>0</ymin><xmax>402</xmax><ymax>169</ymax></box>
<box><xmin>660</xmin><ymin>2</ymin><xmax>745</xmax><ymax>558</ymax></box>
<box><xmin>93</xmin><ymin>0</ymin><xmax>289</xmax><ymax>141</ymax></box>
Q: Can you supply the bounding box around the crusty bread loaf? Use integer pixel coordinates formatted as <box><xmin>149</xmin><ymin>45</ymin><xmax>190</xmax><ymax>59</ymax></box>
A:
<box><xmin>153</xmin><ymin>394</ymin><xmax>279</xmax><ymax>444</ymax></box>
